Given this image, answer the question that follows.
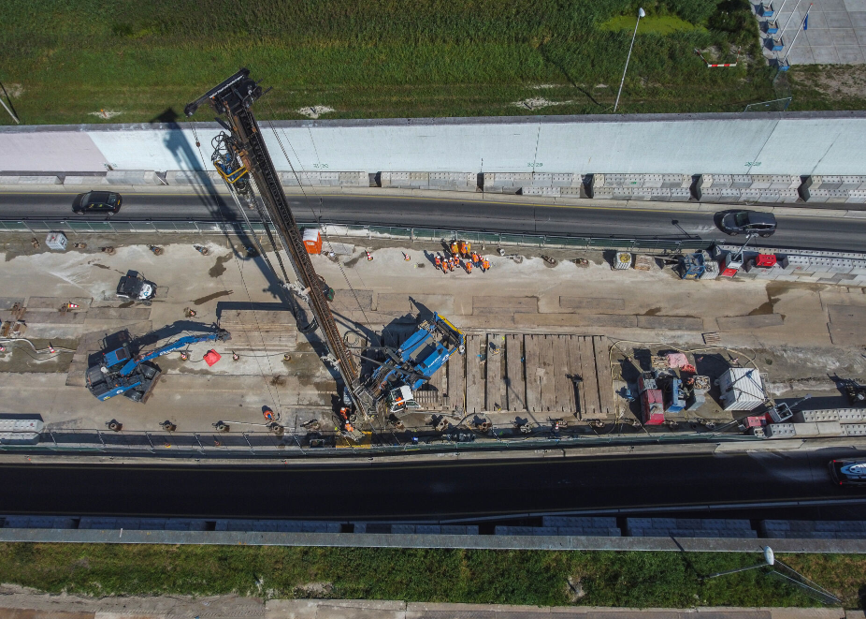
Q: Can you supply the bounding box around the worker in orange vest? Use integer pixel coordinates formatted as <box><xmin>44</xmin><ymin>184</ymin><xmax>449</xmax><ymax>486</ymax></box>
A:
<box><xmin>465</xmin><ymin>260</ymin><xmax>473</xmax><ymax>274</ymax></box>
<box><xmin>481</xmin><ymin>256</ymin><xmax>490</xmax><ymax>272</ymax></box>
<box><xmin>434</xmin><ymin>255</ymin><xmax>442</xmax><ymax>271</ymax></box>
<box><xmin>451</xmin><ymin>256</ymin><xmax>459</xmax><ymax>270</ymax></box>
<box><xmin>471</xmin><ymin>251</ymin><xmax>480</xmax><ymax>264</ymax></box>
<box><xmin>442</xmin><ymin>259</ymin><xmax>450</xmax><ymax>273</ymax></box>
<box><xmin>450</xmin><ymin>241</ymin><xmax>459</xmax><ymax>256</ymax></box>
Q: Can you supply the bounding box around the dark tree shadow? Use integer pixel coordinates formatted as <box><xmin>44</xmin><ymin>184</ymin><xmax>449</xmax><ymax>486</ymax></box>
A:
<box><xmin>538</xmin><ymin>44</ymin><xmax>606</xmax><ymax>110</ymax></box>
<box><xmin>0</xmin><ymin>80</ymin><xmax>21</xmax><ymax>123</ymax></box>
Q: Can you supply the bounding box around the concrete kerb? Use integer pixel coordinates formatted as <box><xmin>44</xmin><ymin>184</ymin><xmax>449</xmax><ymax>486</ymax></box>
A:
<box><xmin>0</xmin><ymin>596</ymin><xmax>850</xmax><ymax>619</ymax></box>
<box><xmin>0</xmin><ymin>527</ymin><xmax>864</xmax><ymax>554</ymax></box>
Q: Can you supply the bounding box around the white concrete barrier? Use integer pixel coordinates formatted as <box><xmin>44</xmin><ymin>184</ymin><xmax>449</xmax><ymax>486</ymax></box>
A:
<box><xmin>281</xmin><ymin>171</ymin><xmax>367</xmax><ymax>187</ymax></box>
<box><xmin>381</xmin><ymin>171</ymin><xmax>475</xmax><ymax>191</ymax></box>
<box><xmin>104</xmin><ymin>170</ymin><xmax>161</xmax><ymax>185</ymax></box>
<box><xmin>0</xmin><ymin>175</ymin><xmax>62</xmax><ymax>185</ymax></box>
<box><xmin>801</xmin><ymin>176</ymin><xmax>866</xmax><ymax>202</ymax></box>
<box><xmin>167</xmin><ymin>170</ymin><xmax>220</xmax><ymax>185</ymax></box>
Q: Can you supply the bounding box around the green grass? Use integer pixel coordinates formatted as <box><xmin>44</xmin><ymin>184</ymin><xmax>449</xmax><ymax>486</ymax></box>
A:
<box><xmin>0</xmin><ymin>544</ymin><xmax>863</xmax><ymax>608</ymax></box>
<box><xmin>0</xmin><ymin>0</ymin><xmax>803</xmax><ymax>125</ymax></box>
<box><xmin>599</xmin><ymin>15</ymin><xmax>705</xmax><ymax>35</ymax></box>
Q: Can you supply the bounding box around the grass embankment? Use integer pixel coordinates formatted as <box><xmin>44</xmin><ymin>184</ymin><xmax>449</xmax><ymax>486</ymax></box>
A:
<box><xmin>0</xmin><ymin>544</ymin><xmax>864</xmax><ymax>608</ymax></box>
<box><xmin>0</xmin><ymin>0</ymin><xmax>797</xmax><ymax>125</ymax></box>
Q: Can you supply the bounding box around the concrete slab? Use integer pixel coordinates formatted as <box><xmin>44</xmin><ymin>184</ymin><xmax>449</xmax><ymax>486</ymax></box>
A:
<box><xmin>812</xmin><ymin>45</ymin><xmax>842</xmax><ymax>63</ymax></box>
<box><xmin>86</xmin><ymin>307</ymin><xmax>152</xmax><ymax>320</ymax></box>
<box><xmin>826</xmin><ymin>11</ymin><xmax>854</xmax><ymax>27</ymax></box>
<box><xmin>837</xmin><ymin>45</ymin><xmax>866</xmax><ymax>62</ymax></box>
<box><xmin>850</xmin><ymin>10</ymin><xmax>866</xmax><ymax>27</ymax></box>
<box><xmin>828</xmin><ymin>304</ymin><xmax>866</xmax><ymax>344</ymax></box>
<box><xmin>717</xmin><ymin>314</ymin><xmax>785</xmax><ymax>330</ymax></box>
<box><xmin>331</xmin><ymin>289</ymin><xmax>373</xmax><ymax>312</ymax></box>
<box><xmin>636</xmin><ymin>316</ymin><xmax>705</xmax><ymax>331</ymax></box>
<box><xmin>514</xmin><ymin>314</ymin><xmax>638</xmax><ymax>328</ymax></box>
<box><xmin>786</xmin><ymin>46</ymin><xmax>816</xmax><ymax>63</ymax></box>
<box><xmin>559</xmin><ymin>297</ymin><xmax>625</xmax><ymax>311</ymax></box>
<box><xmin>472</xmin><ymin>296</ymin><xmax>538</xmax><ymax>313</ymax></box>
<box><xmin>376</xmin><ymin>293</ymin><xmax>453</xmax><ymax>313</ymax></box>
<box><xmin>804</xmin><ymin>29</ymin><xmax>836</xmax><ymax>46</ymax></box>
<box><xmin>27</xmin><ymin>296</ymin><xmax>92</xmax><ymax>309</ymax></box>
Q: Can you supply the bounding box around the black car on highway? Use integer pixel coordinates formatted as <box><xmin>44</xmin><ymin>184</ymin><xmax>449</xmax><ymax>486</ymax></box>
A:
<box><xmin>72</xmin><ymin>191</ymin><xmax>122</xmax><ymax>214</ymax></box>
<box><xmin>830</xmin><ymin>459</ymin><xmax>866</xmax><ymax>485</ymax></box>
<box><xmin>719</xmin><ymin>210</ymin><xmax>777</xmax><ymax>237</ymax></box>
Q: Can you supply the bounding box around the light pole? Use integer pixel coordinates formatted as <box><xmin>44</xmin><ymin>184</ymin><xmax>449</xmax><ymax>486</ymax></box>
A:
<box><xmin>613</xmin><ymin>7</ymin><xmax>645</xmax><ymax>113</ymax></box>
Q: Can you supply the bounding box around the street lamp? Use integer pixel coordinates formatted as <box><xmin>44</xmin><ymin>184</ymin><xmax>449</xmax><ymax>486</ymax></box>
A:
<box><xmin>613</xmin><ymin>7</ymin><xmax>646</xmax><ymax>113</ymax></box>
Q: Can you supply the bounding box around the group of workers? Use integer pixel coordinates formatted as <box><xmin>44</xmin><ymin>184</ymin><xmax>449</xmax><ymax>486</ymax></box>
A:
<box><xmin>434</xmin><ymin>240</ymin><xmax>491</xmax><ymax>274</ymax></box>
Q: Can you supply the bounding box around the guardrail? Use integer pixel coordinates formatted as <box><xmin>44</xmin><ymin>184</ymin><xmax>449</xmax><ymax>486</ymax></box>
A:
<box><xmin>0</xmin><ymin>219</ymin><xmax>712</xmax><ymax>253</ymax></box>
<box><xmin>2</xmin><ymin>425</ymin><xmax>758</xmax><ymax>458</ymax></box>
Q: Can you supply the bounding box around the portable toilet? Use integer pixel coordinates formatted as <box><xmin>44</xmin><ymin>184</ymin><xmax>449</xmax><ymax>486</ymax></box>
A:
<box><xmin>719</xmin><ymin>368</ymin><xmax>765</xmax><ymax>411</ymax></box>
<box><xmin>46</xmin><ymin>232</ymin><xmax>68</xmax><ymax>251</ymax></box>
<box><xmin>303</xmin><ymin>228</ymin><xmax>322</xmax><ymax>254</ymax></box>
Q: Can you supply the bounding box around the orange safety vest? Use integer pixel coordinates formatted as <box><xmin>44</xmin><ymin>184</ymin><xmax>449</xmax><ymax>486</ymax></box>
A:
<box><xmin>482</xmin><ymin>259</ymin><xmax>490</xmax><ymax>270</ymax></box>
<box><xmin>466</xmin><ymin>262</ymin><xmax>473</xmax><ymax>273</ymax></box>
<box><xmin>450</xmin><ymin>242</ymin><xmax>459</xmax><ymax>255</ymax></box>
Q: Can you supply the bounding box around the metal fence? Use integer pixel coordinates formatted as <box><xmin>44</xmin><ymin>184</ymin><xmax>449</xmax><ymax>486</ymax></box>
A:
<box><xmin>0</xmin><ymin>219</ymin><xmax>712</xmax><ymax>252</ymax></box>
<box><xmin>1</xmin><ymin>427</ymin><xmax>759</xmax><ymax>458</ymax></box>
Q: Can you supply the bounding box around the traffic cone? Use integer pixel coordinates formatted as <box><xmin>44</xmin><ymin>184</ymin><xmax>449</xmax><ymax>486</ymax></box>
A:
<box><xmin>366</xmin><ymin>251</ymin><xmax>373</xmax><ymax>261</ymax></box>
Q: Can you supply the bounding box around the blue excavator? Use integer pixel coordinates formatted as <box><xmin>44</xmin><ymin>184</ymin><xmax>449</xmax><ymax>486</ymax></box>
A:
<box><xmin>86</xmin><ymin>327</ymin><xmax>231</xmax><ymax>403</ymax></box>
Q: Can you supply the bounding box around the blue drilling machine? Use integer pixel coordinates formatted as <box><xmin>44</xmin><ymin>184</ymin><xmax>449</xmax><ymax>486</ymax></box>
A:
<box><xmin>364</xmin><ymin>314</ymin><xmax>465</xmax><ymax>416</ymax></box>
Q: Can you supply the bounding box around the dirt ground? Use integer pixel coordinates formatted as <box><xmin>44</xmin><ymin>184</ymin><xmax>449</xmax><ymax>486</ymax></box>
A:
<box><xmin>1</xmin><ymin>230</ymin><xmax>864</xmax><ymax>441</ymax></box>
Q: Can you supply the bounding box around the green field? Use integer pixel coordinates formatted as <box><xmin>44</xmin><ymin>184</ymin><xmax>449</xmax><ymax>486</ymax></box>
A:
<box><xmin>0</xmin><ymin>0</ymin><xmax>821</xmax><ymax>126</ymax></box>
<box><xmin>0</xmin><ymin>544</ymin><xmax>863</xmax><ymax>608</ymax></box>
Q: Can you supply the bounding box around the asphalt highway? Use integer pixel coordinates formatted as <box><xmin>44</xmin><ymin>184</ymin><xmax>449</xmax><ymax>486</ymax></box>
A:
<box><xmin>1</xmin><ymin>191</ymin><xmax>864</xmax><ymax>252</ymax></box>
<box><xmin>2</xmin><ymin>449</ymin><xmax>865</xmax><ymax>520</ymax></box>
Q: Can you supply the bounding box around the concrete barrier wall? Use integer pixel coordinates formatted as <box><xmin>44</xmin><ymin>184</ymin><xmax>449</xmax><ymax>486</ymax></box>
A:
<box><xmin>0</xmin><ymin>130</ymin><xmax>107</xmax><ymax>172</ymax></box>
<box><xmin>2</xmin><ymin>111</ymin><xmax>866</xmax><ymax>175</ymax></box>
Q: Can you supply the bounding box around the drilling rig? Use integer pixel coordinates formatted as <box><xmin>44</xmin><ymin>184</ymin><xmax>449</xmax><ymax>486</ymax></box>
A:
<box><xmin>185</xmin><ymin>68</ymin><xmax>464</xmax><ymax>426</ymax></box>
<box><xmin>185</xmin><ymin>69</ymin><xmax>367</xmax><ymax>416</ymax></box>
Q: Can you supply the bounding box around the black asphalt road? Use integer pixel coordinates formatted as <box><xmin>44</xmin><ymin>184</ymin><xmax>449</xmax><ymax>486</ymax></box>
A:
<box><xmin>2</xmin><ymin>449</ymin><xmax>865</xmax><ymax>520</ymax></box>
<box><xmin>1</xmin><ymin>191</ymin><xmax>864</xmax><ymax>252</ymax></box>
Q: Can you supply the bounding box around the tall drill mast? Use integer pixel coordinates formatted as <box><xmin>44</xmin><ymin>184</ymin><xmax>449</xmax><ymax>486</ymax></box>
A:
<box><xmin>185</xmin><ymin>69</ymin><xmax>364</xmax><ymax>414</ymax></box>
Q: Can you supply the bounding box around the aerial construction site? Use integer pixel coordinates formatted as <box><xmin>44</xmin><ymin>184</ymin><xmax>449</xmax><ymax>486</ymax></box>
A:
<box><xmin>1</xmin><ymin>70</ymin><xmax>866</xmax><ymax>460</ymax></box>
